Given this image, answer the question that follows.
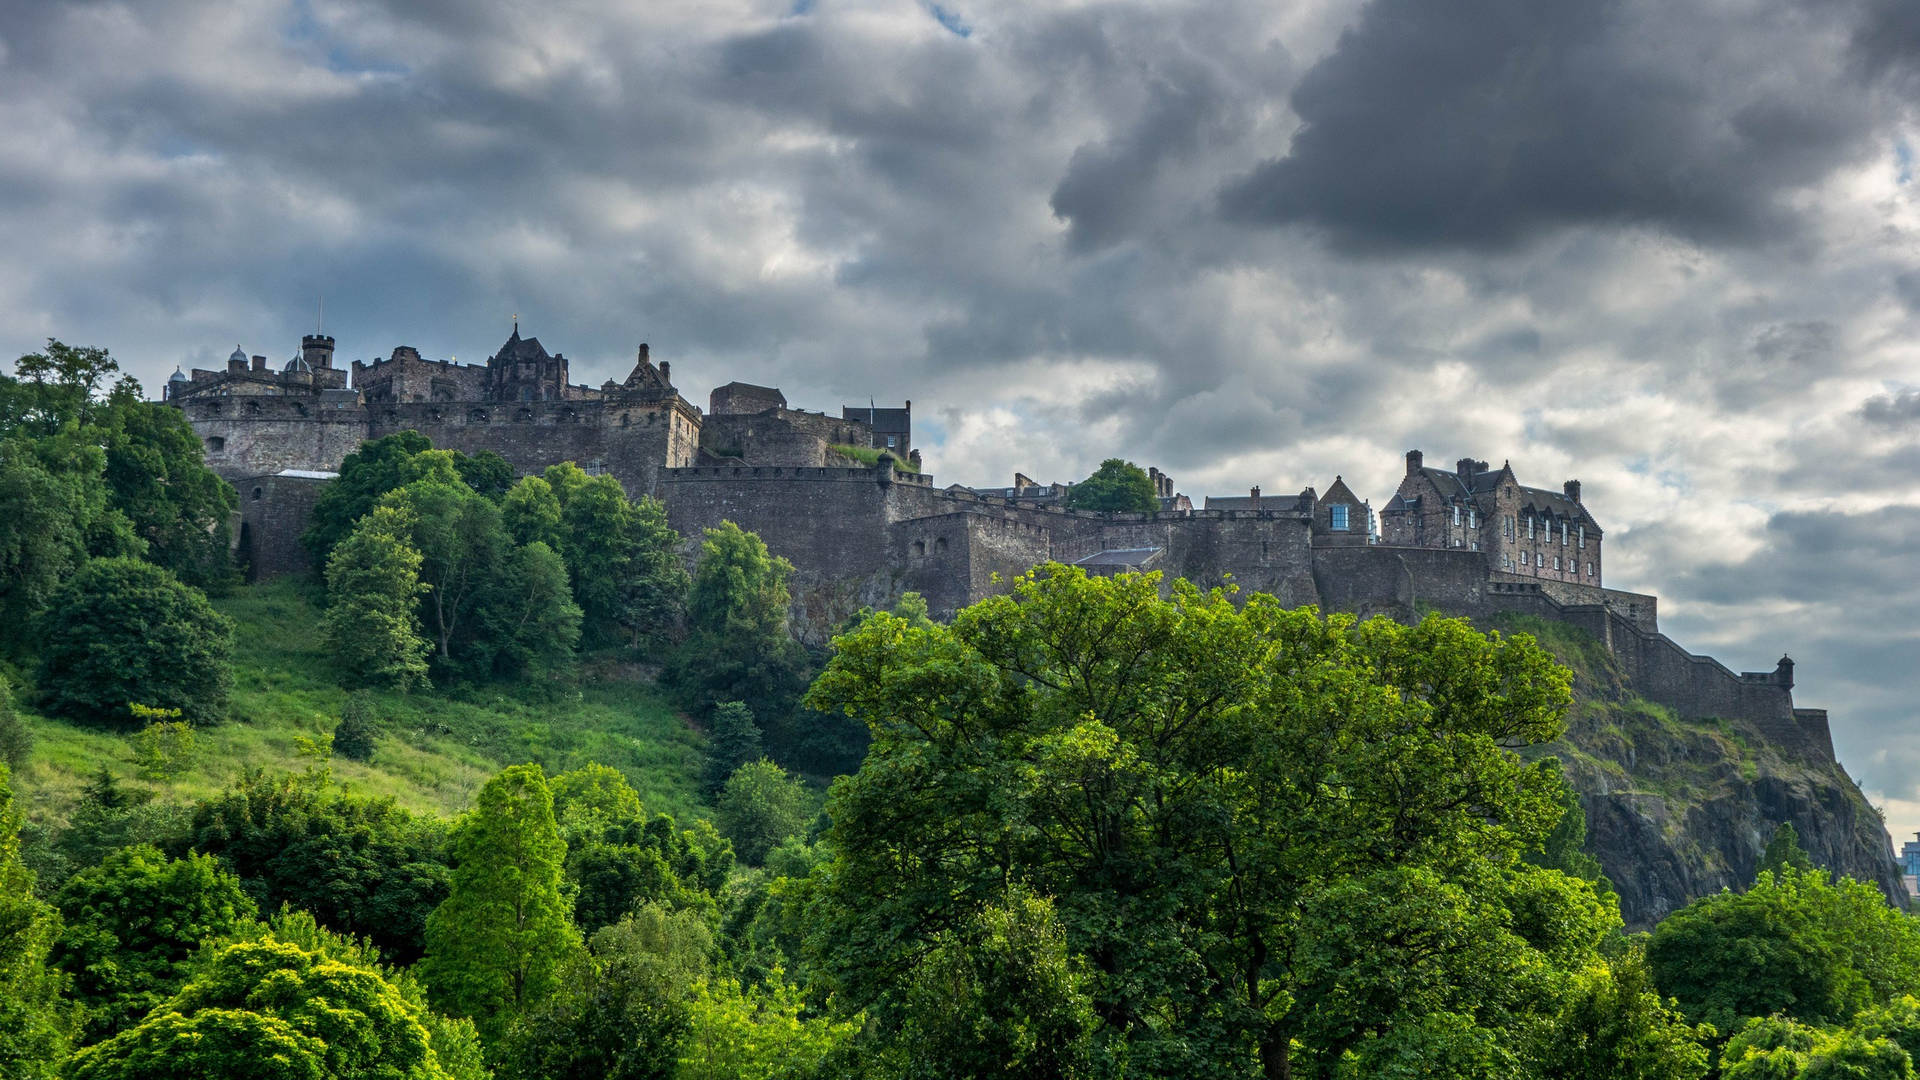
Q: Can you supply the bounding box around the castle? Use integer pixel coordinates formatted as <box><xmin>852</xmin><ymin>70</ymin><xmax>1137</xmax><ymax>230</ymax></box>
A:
<box><xmin>164</xmin><ymin>327</ymin><xmax>1831</xmax><ymax>760</ymax></box>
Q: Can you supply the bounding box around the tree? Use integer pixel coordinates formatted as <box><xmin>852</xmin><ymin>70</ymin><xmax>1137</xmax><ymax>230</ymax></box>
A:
<box><xmin>66</xmin><ymin>939</ymin><xmax>450</xmax><ymax>1080</ymax></box>
<box><xmin>333</xmin><ymin>693</ymin><xmax>379</xmax><ymax>762</ymax></box>
<box><xmin>12</xmin><ymin>339</ymin><xmax>120</xmax><ymax>432</ymax></box>
<box><xmin>716</xmin><ymin>759</ymin><xmax>814</xmax><ymax>866</ymax></box>
<box><xmin>702</xmin><ymin>701</ymin><xmax>763</xmax><ymax>796</ymax></box>
<box><xmin>473</xmin><ymin>540</ymin><xmax>582</xmax><ymax>680</ymax></box>
<box><xmin>804</xmin><ymin>566</ymin><xmax>1591</xmax><ymax>1077</ymax></box>
<box><xmin>453</xmin><ymin>448</ymin><xmax>516</xmax><ymax>499</ymax></box>
<box><xmin>620</xmin><ymin>494</ymin><xmax>688</xmax><ymax>653</ymax></box>
<box><xmin>677</xmin><ymin>967</ymin><xmax>861</xmax><ymax>1080</ymax></box>
<box><xmin>495</xmin><ymin>904</ymin><xmax>712</xmax><ymax>1080</ymax></box>
<box><xmin>384</xmin><ymin>479</ymin><xmax>508</xmax><ymax>666</ymax></box>
<box><xmin>1536</xmin><ymin>946</ymin><xmax>1710</xmax><ymax>1080</ymax></box>
<box><xmin>1760</xmin><ymin>821</ymin><xmax>1817</xmax><ymax>880</ymax></box>
<box><xmin>181</xmin><ymin>769</ymin><xmax>450</xmax><ymax>964</ymax></box>
<box><xmin>302</xmin><ymin>430</ymin><xmax>434</xmax><ymax>569</ymax></box>
<box><xmin>669</xmin><ymin>522</ymin><xmax>807</xmax><ymax>731</ymax></box>
<box><xmin>0</xmin><ymin>764</ymin><xmax>74</xmax><ymax>1079</ymax></box>
<box><xmin>51</xmin><ymin>844</ymin><xmax>258</xmax><ymax>1038</ymax></box>
<box><xmin>0</xmin><ymin>675</ymin><xmax>30</xmax><ymax>771</ymax></box>
<box><xmin>890</xmin><ymin>887</ymin><xmax>1097</xmax><ymax>1080</ymax></box>
<box><xmin>502</xmin><ymin>475</ymin><xmax>565</xmax><ymax>550</ymax></box>
<box><xmin>323</xmin><ymin>504</ymin><xmax>433</xmax><ymax>691</ymax></box>
<box><xmin>1060</xmin><ymin>458</ymin><xmax>1158</xmax><ymax>513</ymax></box>
<box><xmin>1648</xmin><ymin>866</ymin><xmax>1920</xmax><ymax>1032</ymax></box>
<box><xmin>36</xmin><ymin>557</ymin><xmax>233</xmax><ymax>726</ymax></box>
<box><xmin>0</xmin><ymin>452</ymin><xmax>110</xmax><ymax>654</ymax></box>
<box><xmin>99</xmin><ymin>399</ymin><xmax>235</xmax><ymax>590</ymax></box>
<box><xmin>420</xmin><ymin>764</ymin><xmax>583</xmax><ymax>1042</ymax></box>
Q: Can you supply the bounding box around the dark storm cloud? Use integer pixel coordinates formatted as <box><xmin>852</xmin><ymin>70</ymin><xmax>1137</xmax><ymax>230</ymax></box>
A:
<box><xmin>1861</xmin><ymin>389</ymin><xmax>1920</xmax><ymax>425</ymax></box>
<box><xmin>1219</xmin><ymin>0</ymin><xmax>1880</xmax><ymax>251</ymax></box>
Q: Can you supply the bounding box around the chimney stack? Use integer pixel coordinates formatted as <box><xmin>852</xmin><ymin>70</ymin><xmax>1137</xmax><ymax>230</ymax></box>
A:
<box><xmin>659</xmin><ymin>360</ymin><xmax>670</xmax><ymax>384</ymax></box>
<box><xmin>1563</xmin><ymin>479</ymin><xmax>1582</xmax><ymax>503</ymax></box>
<box><xmin>637</xmin><ymin>343</ymin><xmax>650</xmax><ymax>365</ymax></box>
<box><xmin>1250</xmin><ymin>485</ymin><xmax>1261</xmax><ymax>510</ymax></box>
<box><xmin>251</xmin><ymin>354</ymin><xmax>267</xmax><ymax>372</ymax></box>
<box><xmin>1406</xmin><ymin>449</ymin><xmax>1423</xmax><ymax>476</ymax></box>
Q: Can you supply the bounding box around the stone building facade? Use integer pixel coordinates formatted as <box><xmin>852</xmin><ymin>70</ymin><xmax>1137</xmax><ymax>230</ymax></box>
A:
<box><xmin>1379</xmin><ymin>450</ymin><xmax>1603</xmax><ymax>585</ymax></box>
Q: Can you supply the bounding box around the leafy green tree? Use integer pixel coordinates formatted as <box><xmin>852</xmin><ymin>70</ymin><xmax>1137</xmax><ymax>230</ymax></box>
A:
<box><xmin>1648</xmin><ymin>866</ymin><xmax>1920</xmax><ymax>1032</ymax></box>
<box><xmin>716</xmin><ymin>759</ymin><xmax>814</xmax><ymax>866</ymax></box>
<box><xmin>502</xmin><ymin>475</ymin><xmax>565</xmax><ymax>550</ymax></box>
<box><xmin>0</xmin><ymin>450</ymin><xmax>118</xmax><ymax>654</ymax></box>
<box><xmin>36</xmin><ymin>557</ymin><xmax>233</xmax><ymax>726</ymax></box>
<box><xmin>703</xmin><ymin>701</ymin><xmax>762</xmax><ymax>797</ymax></box>
<box><xmin>1061</xmin><ymin>458</ymin><xmax>1158</xmax><ymax>513</ymax></box>
<box><xmin>537</xmin><ymin>465</ymin><xmax>688</xmax><ymax>650</ymax></box>
<box><xmin>805</xmin><ymin>566</ymin><xmax>1590</xmax><ymax>1077</ymax></box>
<box><xmin>453</xmin><ymin>448</ymin><xmax>516</xmax><ymax>499</ymax></box>
<box><xmin>1760</xmin><ymin>821</ymin><xmax>1817</xmax><ymax>880</ymax></box>
<box><xmin>549</xmin><ymin>765</ymin><xmax>722</xmax><ymax>935</ymax></box>
<box><xmin>677</xmin><ymin>967</ymin><xmax>860</xmax><ymax>1080</ymax></box>
<box><xmin>621</xmin><ymin>494</ymin><xmax>689</xmax><ymax>653</ymax></box>
<box><xmin>669</xmin><ymin>522</ymin><xmax>807</xmax><ymax>731</ymax></box>
<box><xmin>181</xmin><ymin>769</ymin><xmax>450</xmax><ymax>964</ymax></box>
<box><xmin>323</xmin><ymin>504</ymin><xmax>432</xmax><ymax>691</ymax></box>
<box><xmin>1536</xmin><ymin>946</ymin><xmax>1710</xmax><ymax>1080</ymax></box>
<box><xmin>383</xmin><ymin>478</ymin><xmax>508</xmax><ymax>666</ymax></box>
<box><xmin>11</xmin><ymin>339</ymin><xmax>120</xmax><ymax>432</ymax></box>
<box><xmin>890</xmin><ymin>887</ymin><xmax>1097</xmax><ymax>1080</ymax></box>
<box><xmin>30</xmin><ymin>770</ymin><xmax>192</xmax><ymax>896</ymax></box>
<box><xmin>99</xmin><ymin>399</ymin><xmax>235</xmax><ymax>589</ymax></box>
<box><xmin>0</xmin><ymin>675</ymin><xmax>29</xmax><ymax>771</ymax></box>
<box><xmin>130</xmin><ymin>713</ymin><xmax>196</xmax><ymax>781</ymax></box>
<box><xmin>52</xmin><ymin>844</ymin><xmax>258</xmax><ymax>1038</ymax></box>
<box><xmin>302</xmin><ymin>430</ymin><xmax>434</xmax><ymax>569</ymax></box>
<box><xmin>333</xmin><ymin>693</ymin><xmax>379</xmax><ymax>762</ymax></box>
<box><xmin>420</xmin><ymin>763</ymin><xmax>583</xmax><ymax>1042</ymax></box>
<box><xmin>473</xmin><ymin>540</ymin><xmax>582</xmax><ymax>680</ymax></box>
<box><xmin>0</xmin><ymin>764</ymin><xmax>75</xmax><ymax>1079</ymax></box>
<box><xmin>67</xmin><ymin>938</ymin><xmax>450</xmax><ymax>1080</ymax></box>
<box><xmin>496</xmin><ymin>904</ymin><xmax>713</xmax><ymax>1080</ymax></box>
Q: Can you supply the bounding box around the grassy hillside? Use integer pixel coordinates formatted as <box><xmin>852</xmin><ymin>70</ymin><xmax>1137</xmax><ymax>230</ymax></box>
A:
<box><xmin>14</xmin><ymin>579</ymin><xmax>708</xmax><ymax>830</ymax></box>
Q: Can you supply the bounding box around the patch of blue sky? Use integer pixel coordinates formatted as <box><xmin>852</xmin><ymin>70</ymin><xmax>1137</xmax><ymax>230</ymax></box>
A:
<box><xmin>928</xmin><ymin>3</ymin><xmax>972</xmax><ymax>37</ymax></box>
<box><xmin>1896</xmin><ymin>139</ymin><xmax>1913</xmax><ymax>185</ymax></box>
<box><xmin>790</xmin><ymin>0</ymin><xmax>816</xmax><ymax>14</ymax></box>
<box><xmin>284</xmin><ymin>0</ymin><xmax>408</xmax><ymax>77</ymax></box>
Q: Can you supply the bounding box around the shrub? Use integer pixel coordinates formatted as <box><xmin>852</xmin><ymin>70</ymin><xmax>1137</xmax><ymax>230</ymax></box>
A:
<box><xmin>36</xmin><ymin>558</ymin><xmax>232</xmax><ymax>727</ymax></box>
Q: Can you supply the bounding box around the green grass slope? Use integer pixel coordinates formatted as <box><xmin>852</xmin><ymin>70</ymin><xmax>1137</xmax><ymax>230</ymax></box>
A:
<box><xmin>15</xmin><ymin>579</ymin><xmax>707</xmax><ymax>830</ymax></box>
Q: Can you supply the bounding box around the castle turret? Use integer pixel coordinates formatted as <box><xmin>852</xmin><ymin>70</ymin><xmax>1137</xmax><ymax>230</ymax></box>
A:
<box><xmin>1776</xmin><ymin>654</ymin><xmax>1795</xmax><ymax>690</ymax></box>
<box><xmin>228</xmin><ymin>346</ymin><xmax>248</xmax><ymax>374</ymax></box>
<box><xmin>302</xmin><ymin>334</ymin><xmax>335</xmax><ymax>370</ymax></box>
<box><xmin>1406</xmin><ymin>449</ymin><xmax>1423</xmax><ymax>475</ymax></box>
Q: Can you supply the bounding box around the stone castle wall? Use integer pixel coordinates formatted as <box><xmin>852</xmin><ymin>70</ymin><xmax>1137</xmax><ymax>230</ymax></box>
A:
<box><xmin>235</xmin><ymin>472</ymin><xmax>333</xmax><ymax>580</ymax></box>
<box><xmin>182</xmin><ymin>397</ymin><xmax>369</xmax><ymax>478</ymax></box>
<box><xmin>366</xmin><ymin>400</ymin><xmax>697</xmax><ymax>497</ymax></box>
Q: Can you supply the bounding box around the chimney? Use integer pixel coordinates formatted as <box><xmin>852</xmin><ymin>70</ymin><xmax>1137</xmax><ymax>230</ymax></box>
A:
<box><xmin>1406</xmin><ymin>449</ymin><xmax>1423</xmax><ymax>476</ymax></box>
<box><xmin>638</xmin><ymin>343</ymin><xmax>650</xmax><ymax>365</ymax></box>
<box><xmin>1250</xmin><ymin>485</ymin><xmax>1261</xmax><ymax>510</ymax></box>
<box><xmin>251</xmin><ymin>354</ymin><xmax>267</xmax><ymax>372</ymax></box>
<box><xmin>1563</xmin><ymin>479</ymin><xmax>1582</xmax><ymax>503</ymax></box>
<box><xmin>905</xmin><ymin>399</ymin><xmax>911</xmax><ymax>412</ymax></box>
<box><xmin>659</xmin><ymin>360</ymin><xmax>670</xmax><ymax>384</ymax></box>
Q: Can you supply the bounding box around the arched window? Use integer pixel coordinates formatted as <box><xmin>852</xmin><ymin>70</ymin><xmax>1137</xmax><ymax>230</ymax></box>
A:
<box><xmin>912</xmin><ymin>540</ymin><xmax>926</xmax><ymax>557</ymax></box>
<box><xmin>251</xmin><ymin>486</ymin><xmax>263</xmax><ymax>501</ymax></box>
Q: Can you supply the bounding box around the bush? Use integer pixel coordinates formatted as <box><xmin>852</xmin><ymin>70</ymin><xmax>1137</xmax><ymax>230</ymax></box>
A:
<box><xmin>36</xmin><ymin>558</ymin><xmax>232</xmax><ymax>727</ymax></box>
<box><xmin>715</xmin><ymin>759</ymin><xmax>813</xmax><ymax>865</ymax></box>
<box><xmin>130</xmin><ymin>710</ymin><xmax>196</xmax><ymax>781</ymax></box>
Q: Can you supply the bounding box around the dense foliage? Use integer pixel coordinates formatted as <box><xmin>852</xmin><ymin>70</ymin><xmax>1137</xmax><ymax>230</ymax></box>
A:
<box><xmin>1061</xmin><ymin>457</ymin><xmax>1159</xmax><ymax>513</ymax></box>
<box><xmin>37</xmin><ymin>557</ymin><xmax>235</xmax><ymax>726</ymax></box>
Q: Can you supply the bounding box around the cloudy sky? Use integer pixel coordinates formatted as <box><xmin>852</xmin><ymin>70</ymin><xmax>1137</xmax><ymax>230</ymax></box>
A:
<box><xmin>3</xmin><ymin>0</ymin><xmax>1918</xmax><ymax>840</ymax></box>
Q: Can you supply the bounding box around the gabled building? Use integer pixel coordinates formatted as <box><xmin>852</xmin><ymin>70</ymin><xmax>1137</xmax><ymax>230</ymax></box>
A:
<box><xmin>1378</xmin><ymin>450</ymin><xmax>1602</xmax><ymax>584</ymax></box>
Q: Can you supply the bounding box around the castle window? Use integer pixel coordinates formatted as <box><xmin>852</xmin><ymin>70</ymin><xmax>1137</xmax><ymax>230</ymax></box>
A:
<box><xmin>1553</xmin><ymin>555</ymin><xmax>1561</xmax><ymax>571</ymax></box>
<box><xmin>251</xmin><ymin>486</ymin><xmax>263</xmax><ymax>501</ymax></box>
<box><xmin>1468</xmin><ymin>509</ymin><xmax>1477</xmax><ymax>528</ymax></box>
<box><xmin>206</xmin><ymin>436</ymin><xmax>225</xmax><ymax>452</ymax></box>
<box><xmin>1505</xmin><ymin>515</ymin><xmax>1515</xmax><ymax>538</ymax></box>
<box><xmin>469</xmin><ymin>409</ymin><xmax>488</xmax><ymax>423</ymax></box>
<box><xmin>913</xmin><ymin>540</ymin><xmax>926</xmax><ymax>557</ymax></box>
<box><xmin>1561</xmin><ymin>523</ymin><xmax>1569</xmax><ymax>545</ymax></box>
<box><xmin>1451</xmin><ymin>506</ymin><xmax>1460</xmax><ymax>526</ymax></box>
<box><xmin>935</xmin><ymin>537</ymin><xmax>948</xmax><ymax>553</ymax></box>
<box><xmin>1527</xmin><ymin>516</ymin><xmax>1535</xmax><ymax>539</ymax></box>
<box><xmin>1520</xmin><ymin>551</ymin><xmax>1529</xmax><ymax>566</ymax></box>
<box><xmin>1578</xmin><ymin>526</ymin><xmax>1585</xmax><ymax>548</ymax></box>
<box><xmin>1330</xmin><ymin>504</ymin><xmax>1349</xmax><ymax>531</ymax></box>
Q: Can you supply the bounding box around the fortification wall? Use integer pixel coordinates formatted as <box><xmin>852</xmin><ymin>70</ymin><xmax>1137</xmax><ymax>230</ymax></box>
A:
<box><xmin>235</xmin><ymin>473</ymin><xmax>332</xmax><ymax>580</ymax></box>
<box><xmin>182</xmin><ymin>398</ymin><xmax>369</xmax><ymax>479</ymax></box>
<box><xmin>367</xmin><ymin>400</ymin><xmax>694</xmax><ymax>497</ymax></box>
<box><xmin>889</xmin><ymin>511</ymin><xmax>1053</xmax><ymax>615</ymax></box>
<box><xmin>1489</xmin><ymin>573</ymin><xmax>1657</xmax><ymax>632</ymax></box>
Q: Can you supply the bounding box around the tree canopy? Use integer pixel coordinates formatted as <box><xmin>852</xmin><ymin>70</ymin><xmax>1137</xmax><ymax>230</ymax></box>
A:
<box><xmin>36</xmin><ymin>557</ymin><xmax>234</xmax><ymax>726</ymax></box>
<box><xmin>805</xmin><ymin>564</ymin><xmax>1599</xmax><ymax>1077</ymax></box>
<box><xmin>1061</xmin><ymin>458</ymin><xmax>1159</xmax><ymax>513</ymax></box>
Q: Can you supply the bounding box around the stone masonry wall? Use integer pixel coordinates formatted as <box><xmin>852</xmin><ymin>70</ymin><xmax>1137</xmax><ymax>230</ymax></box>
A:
<box><xmin>183</xmin><ymin>398</ymin><xmax>369</xmax><ymax>479</ymax></box>
<box><xmin>367</xmin><ymin>400</ymin><xmax>696</xmax><ymax>498</ymax></box>
<box><xmin>235</xmin><ymin>473</ymin><xmax>332</xmax><ymax>580</ymax></box>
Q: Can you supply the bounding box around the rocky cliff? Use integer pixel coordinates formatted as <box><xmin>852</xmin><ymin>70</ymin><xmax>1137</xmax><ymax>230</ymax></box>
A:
<box><xmin>1495</xmin><ymin>614</ymin><xmax>1906</xmax><ymax>928</ymax></box>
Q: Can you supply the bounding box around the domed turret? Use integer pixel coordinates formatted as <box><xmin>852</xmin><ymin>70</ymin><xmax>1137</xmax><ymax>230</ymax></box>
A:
<box><xmin>168</xmin><ymin>365</ymin><xmax>189</xmax><ymax>384</ymax></box>
<box><xmin>229</xmin><ymin>346</ymin><xmax>247</xmax><ymax>365</ymax></box>
<box><xmin>283</xmin><ymin>351</ymin><xmax>312</xmax><ymax>373</ymax></box>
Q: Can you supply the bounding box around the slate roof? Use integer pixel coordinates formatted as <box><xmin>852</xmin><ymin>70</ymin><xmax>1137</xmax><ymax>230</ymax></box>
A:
<box><xmin>1074</xmin><ymin>547</ymin><xmax>1163</xmax><ymax>568</ymax></box>
<box><xmin>1401</xmin><ymin>464</ymin><xmax>1600</xmax><ymax>532</ymax></box>
<box><xmin>492</xmin><ymin>326</ymin><xmax>551</xmax><ymax>364</ymax></box>
<box><xmin>1204</xmin><ymin>489</ymin><xmax>1314</xmax><ymax>512</ymax></box>
<box><xmin>842</xmin><ymin>405</ymin><xmax>910</xmax><ymax>433</ymax></box>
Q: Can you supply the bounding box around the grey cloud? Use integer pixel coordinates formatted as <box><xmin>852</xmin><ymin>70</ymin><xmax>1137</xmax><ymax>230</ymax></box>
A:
<box><xmin>1220</xmin><ymin>0</ymin><xmax>1880</xmax><ymax>251</ymax></box>
<box><xmin>1861</xmin><ymin>389</ymin><xmax>1920</xmax><ymax>425</ymax></box>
